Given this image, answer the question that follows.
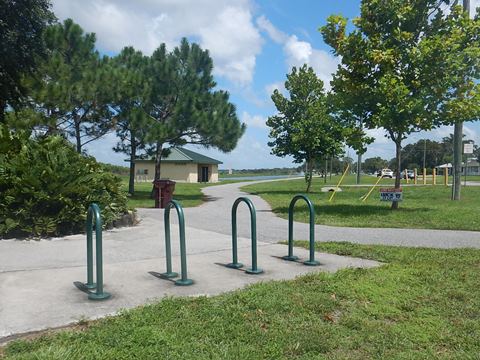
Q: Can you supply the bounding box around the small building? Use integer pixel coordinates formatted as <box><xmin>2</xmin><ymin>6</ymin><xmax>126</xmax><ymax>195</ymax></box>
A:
<box><xmin>132</xmin><ymin>147</ymin><xmax>222</xmax><ymax>183</ymax></box>
<box><xmin>436</xmin><ymin>160</ymin><xmax>480</xmax><ymax>176</ymax></box>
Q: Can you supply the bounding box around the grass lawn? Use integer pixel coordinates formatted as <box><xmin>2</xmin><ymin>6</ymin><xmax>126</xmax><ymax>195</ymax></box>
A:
<box><xmin>242</xmin><ymin>178</ymin><xmax>480</xmax><ymax>231</ymax></box>
<box><xmin>307</xmin><ymin>174</ymin><xmax>451</xmax><ymax>186</ymax></box>
<box><xmin>121</xmin><ymin>177</ymin><xmax>243</xmax><ymax>209</ymax></box>
<box><xmin>3</xmin><ymin>242</ymin><xmax>479</xmax><ymax>359</ymax></box>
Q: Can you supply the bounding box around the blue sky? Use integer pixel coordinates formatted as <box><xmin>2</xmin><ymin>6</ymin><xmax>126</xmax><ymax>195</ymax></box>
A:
<box><xmin>52</xmin><ymin>0</ymin><xmax>480</xmax><ymax>169</ymax></box>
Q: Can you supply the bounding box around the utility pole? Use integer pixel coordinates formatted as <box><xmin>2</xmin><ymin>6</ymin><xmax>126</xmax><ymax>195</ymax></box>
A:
<box><xmin>452</xmin><ymin>0</ymin><xmax>470</xmax><ymax>200</ymax></box>
<box><xmin>356</xmin><ymin>152</ymin><xmax>362</xmax><ymax>185</ymax></box>
<box><xmin>423</xmin><ymin>139</ymin><xmax>426</xmax><ymax>170</ymax></box>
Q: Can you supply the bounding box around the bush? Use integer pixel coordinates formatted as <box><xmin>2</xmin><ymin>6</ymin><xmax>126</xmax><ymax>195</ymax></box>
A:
<box><xmin>0</xmin><ymin>126</ymin><xmax>128</xmax><ymax>238</ymax></box>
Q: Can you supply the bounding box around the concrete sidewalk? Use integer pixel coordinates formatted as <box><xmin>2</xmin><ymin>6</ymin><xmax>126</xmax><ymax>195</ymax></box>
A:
<box><xmin>0</xmin><ymin>224</ymin><xmax>379</xmax><ymax>340</ymax></box>
<box><xmin>2</xmin><ymin>178</ymin><xmax>479</xmax><ymax>341</ymax></box>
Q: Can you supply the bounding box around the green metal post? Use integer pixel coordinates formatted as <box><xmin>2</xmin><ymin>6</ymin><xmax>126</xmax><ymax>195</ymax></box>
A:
<box><xmin>226</xmin><ymin>200</ymin><xmax>243</xmax><ymax>269</ymax></box>
<box><xmin>85</xmin><ymin>209</ymin><xmax>95</xmax><ymax>290</ymax></box>
<box><xmin>164</xmin><ymin>200</ymin><xmax>193</xmax><ymax>286</ymax></box>
<box><xmin>227</xmin><ymin>197</ymin><xmax>263</xmax><ymax>275</ymax></box>
<box><xmin>283</xmin><ymin>194</ymin><xmax>319</xmax><ymax>266</ymax></box>
<box><xmin>86</xmin><ymin>203</ymin><xmax>111</xmax><ymax>301</ymax></box>
<box><xmin>161</xmin><ymin>206</ymin><xmax>178</xmax><ymax>279</ymax></box>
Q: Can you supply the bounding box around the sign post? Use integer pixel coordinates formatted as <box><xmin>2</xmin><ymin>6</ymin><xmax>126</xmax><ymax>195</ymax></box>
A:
<box><xmin>464</xmin><ymin>143</ymin><xmax>474</xmax><ymax>187</ymax></box>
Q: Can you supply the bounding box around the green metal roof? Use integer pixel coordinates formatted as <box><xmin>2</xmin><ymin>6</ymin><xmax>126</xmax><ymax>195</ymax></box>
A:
<box><xmin>133</xmin><ymin>147</ymin><xmax>222</xmax><ymax>165</ymax></box>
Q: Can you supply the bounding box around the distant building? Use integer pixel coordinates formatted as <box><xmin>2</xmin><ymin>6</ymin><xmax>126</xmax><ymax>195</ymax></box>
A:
<box><xmin>132</xmin><ymin>147</ymin><xmax>222</xmax><ymax>183</ymax></box>
<box><xmin>436</xmin><ymin>160</ymin><xmax>480</xmax><ymax>176</ymax></box>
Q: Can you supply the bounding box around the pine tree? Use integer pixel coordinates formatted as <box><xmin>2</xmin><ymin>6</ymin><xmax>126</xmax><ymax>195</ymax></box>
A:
<box><xmin>143</xmin><ymin>39</ymin><xmax>245</xmax><ymax>186</ymax></box>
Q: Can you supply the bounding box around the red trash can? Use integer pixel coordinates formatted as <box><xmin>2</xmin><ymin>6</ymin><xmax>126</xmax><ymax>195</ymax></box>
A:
<box><xmin>152</xmin><ymin>180</ymin><xmax>176</xmax><ymax>208</ymax></box>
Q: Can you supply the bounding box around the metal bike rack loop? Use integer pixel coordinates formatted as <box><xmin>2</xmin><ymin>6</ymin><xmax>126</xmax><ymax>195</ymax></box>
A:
<box><xmin>226</xmin><ymin>197</ymin><xmax>263</xmax><ymax>274</ymax></box>
<box><xmin>283</xmin><ymin>194</ymin><xmax>319</xmax><ymax>266</ymax></box>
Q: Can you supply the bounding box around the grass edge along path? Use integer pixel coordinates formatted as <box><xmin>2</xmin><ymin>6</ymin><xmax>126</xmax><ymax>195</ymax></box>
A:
<box><xmin>3</xmin><ymin>242</ymin><xmax>479</xmax><ymax>359</ymax></box>
<box><xmin>241</xmin><ymin>178</ymin><xmax>480</xmax><ymax>231</ymax></box>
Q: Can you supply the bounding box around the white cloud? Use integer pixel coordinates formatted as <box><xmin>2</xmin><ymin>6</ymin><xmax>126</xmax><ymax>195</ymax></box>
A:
<box><xmin>241</xmin><ymin>111</ymin><xmax>268</xmax><ymax>129</ymax></box>
<box><xmin>187</xmin><ymin>135</ymin><xmax>295</xmax><ymax>169</ymax></box>
<box><xmin>265</xmin><ymin>81</ymin><xmax>285</xmax><ymax>97</ymax></box>
<box><xmin>256</xmin><ymin>15</ymin><xmax>339</xmax><ymax>88</ymax></box>
<box><xmin>52</xmin><ymin>0</ymin><xmax>263</xmax><ymax>85</ymax></box>
<box><xmin>256</xmin><ymin>15</ymin><xmax>287</xmax><ymax>43</ymax></box>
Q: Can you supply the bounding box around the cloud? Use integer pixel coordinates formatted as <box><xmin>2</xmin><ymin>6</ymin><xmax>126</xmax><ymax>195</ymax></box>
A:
<box><xmin>256</xmin><ymin>15</ymin><xmax>287</xmax><ymax>43</ymax></box>
<box><xmin>265</xmin><ymin>81</ymin><xmax>285</xmax><ymax>97</ymax></box>
<box><xmin>187</xmin><ymin>135</ymin><xmax>295</xmax><ymax>169</ymax></box>
<box><xmin>241</xmin><ymin>111</ymin><xmax>268</xmax><ymax>129</ymax></box>
<box><xmin>52</xmin><ymin>0</ymin><xmax>263</xmax><ymax>85</ymax></box>
<box><xmin>256</xmin><ymin>15</ymin><xmax>339</xmax><ymax>88</ymax></box>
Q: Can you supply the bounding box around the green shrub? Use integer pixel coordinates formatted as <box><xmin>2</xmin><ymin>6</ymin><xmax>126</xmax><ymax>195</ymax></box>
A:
<box><xmin>0</xmin><ymin>126</ymin><xmax>128</xmax><ymax>238</ymax></box>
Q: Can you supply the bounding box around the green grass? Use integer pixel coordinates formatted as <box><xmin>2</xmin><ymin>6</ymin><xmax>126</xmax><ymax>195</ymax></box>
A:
<box><xmin>121</xmin><ymin>177</ymin><xmax>243</xmax><ymax>208</ymax></box>
<box><xmin>242</xmin><ymin>178</ymin><xmax>480</xmax><ymax>231</ymax></box>
<box><xmin>219</xmin><ymin>172</ymin><xmax>299</xmax><ymax>178</ymax></box>
<box><xmin>4</xmin><ymin>242</ymin><xmax>480</xmax><ymax>359</ymax></box>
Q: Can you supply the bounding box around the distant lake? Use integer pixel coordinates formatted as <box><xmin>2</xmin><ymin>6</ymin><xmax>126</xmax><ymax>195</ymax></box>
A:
<box><xmin>219</xmin><ymin>174</ymin><xmax>302</xmax><ymax>181</ymax></box>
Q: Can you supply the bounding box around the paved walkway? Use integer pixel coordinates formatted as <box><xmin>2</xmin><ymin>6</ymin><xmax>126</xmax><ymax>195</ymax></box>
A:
<box><xmin>1</xmin><ymin>179</ymin><xmax>479</xmax><ymax>341</ymax></box>
<box><xmin>183</xmin><ymin>180</ymin><xmax>480</xmax><ymax>249</ymax></box>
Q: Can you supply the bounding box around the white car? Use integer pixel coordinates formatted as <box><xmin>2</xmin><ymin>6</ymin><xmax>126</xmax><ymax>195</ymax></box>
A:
<box><xmin>377</xmin><ymin>169</ymin><xmax>394</xmax><ymax>178</ymax></box>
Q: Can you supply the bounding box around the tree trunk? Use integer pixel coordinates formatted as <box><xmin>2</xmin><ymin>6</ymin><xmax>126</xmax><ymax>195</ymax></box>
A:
<box><xmin>305</xmin><ymin>158</ymin><xmax>314</xmax><ymax>193</ymax></box>
<box><xmin>128</xmin><ymin>130</ymin><xmax>137</xmax><ymax>195</ymax></box>
<box><xmin>74</xmin><ymin>119</ymin><xmax>82</xmax><ymax>153</ymax></box>
<box><xmin>151</xmin><ymin>141</ymin><xmax>163</xmax><ymax>198</ymax></box>
<box><xmin>392</xmin><ymin>140</ymin><xmax>402</xmax><ymax>210</ymax></box>
<box><xmin>356</xmin><ymin>152</ymin><xmax>362</xmax><ymax>185</ymax></box>
<box><xmin>0</xmin><ymin>100</ymin><xmax>5</xmax><ymax>123</ymax></box>
<box><xmin>329</xmin><ymin>157</ymin><xmax>332</xmax><ymax>180</ymax></box>
<box><xmin>452</xmin><ymin>121</ymin><xmax>463</xmax><ymax>200</ymax></box>
<box><xmin>324</xmin><ymin>159</ymin><xmax>327</xmax><ymax>184</ymax></box>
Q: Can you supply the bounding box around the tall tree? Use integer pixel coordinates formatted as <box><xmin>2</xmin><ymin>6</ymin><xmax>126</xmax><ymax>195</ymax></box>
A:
<box><xmin>27</xmin><ymin>19</ymin><xmax>115</xmax><ymax>152</ymax></box>
<box><xmin>363</xmin><ymin>157</ymin><xmax>388</xmax><ymax>174</ymax></box>
<box><xmin>322</xmin><ymin>0</ymin><xmax>480</xmax><ymax>209</ymax></box>
<box><xmin>111</xmin><ymin>47</ymin><xmax>149</xmax><ymax>195</ymax></box>
<box><xmin>143</xmin><ymin>39</ymin><xmax>245</xmax><ymax>187</ymax></box>
<box><xmin>267</xmin><ymin>65</ymin><xmax>345</xmax><ymax>192</ymax></box>
<box><xmin>0</xmin><ymin>0</ymin><xmax>54</xmax><ymax>122</ymax></box>
<box><xmin>449</xmin><ymin>0</ymin><xmax>480</xmax><ymax>199</ymax></box>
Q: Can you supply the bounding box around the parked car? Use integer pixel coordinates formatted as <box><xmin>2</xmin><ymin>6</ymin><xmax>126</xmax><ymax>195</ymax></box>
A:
<box><xmin>402</xmin><ymin>169</ymin><xmax>415</xmax><ymax>179</ymax></box>
<box><xmin>377</xmin><ymin>168</ymin><xmax>394</xmax><ymax>178</ymax></box>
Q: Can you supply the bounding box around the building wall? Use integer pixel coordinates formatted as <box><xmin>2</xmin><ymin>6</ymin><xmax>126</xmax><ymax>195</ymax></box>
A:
<box><xmin>211</xmin><ymin>165</ymin><xmax>219</xmax><ymax>182</ymax></box>
<box><xmin>134</xmin><ymin>162</ymin><xmax>198</xmax><ymax>182</ymax></box>
<box><xmin>196</xmin><ymin>164</ymin><xmax>219</xmax><ymax>183</ymax></box>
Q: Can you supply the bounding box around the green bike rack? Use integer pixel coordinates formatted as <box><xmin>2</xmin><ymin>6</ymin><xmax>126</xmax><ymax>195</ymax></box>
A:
<box><xmin>283</xmin><ymin>194</ymin><xmax>320</xmax><ymax>266</ymax></box>
<box><xmin>84</xmin><ymin>203</ymin><xmax>111</xmax><ymax>300</ymax></box>
<box><xmin>227</xmin><ymin>197</ymin><xmax>263</xmax><ymax>275</ymax></box>
<box><xmin>160</xmin><ymin>200</ymin><xmax>193</xmax><ymax>286</ymax></box>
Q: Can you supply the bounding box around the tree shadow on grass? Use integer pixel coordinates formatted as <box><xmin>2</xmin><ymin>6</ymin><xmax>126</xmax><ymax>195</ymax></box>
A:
<box><xmin>274</xmin><ymin>204</ymin><xmax>431</xmax><ymax>217</ymax></box>
<box><xmin>129</xmin><ymin>190</ymin><xmax>205</xmax><ymax>207</ymax></box>
<box><xmin>247</xmin><ymin>190</ymin><xmax>322</xmax><ymax>196</ymax></box>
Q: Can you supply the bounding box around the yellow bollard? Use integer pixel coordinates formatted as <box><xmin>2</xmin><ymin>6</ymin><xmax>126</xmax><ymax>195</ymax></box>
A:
<box><xmin>329</xmin><ymin>164</ymin><xmax>350</xmax><ymax>202</ymax></box>
<box><xmin>444</xmin><ymin>168</ymin><xmax>448</xmax><ymax>186</ymax></box>
<box><xmin>414</xmin><ymin>168</ymin><xmax>417</xmax><ymax>185</ymax></box>
<box><xmin>423</xmin><ymin>168</ymin><xmax>427</xmax><ymax>185</ymax></box>
<box><xmin>361</xmin><ymin>175</ymin><xmax>384</xmax><ymax>202</ymax></box>
<box><xmin>404</xmin><ymin>169</ymin><xmax>409</xmax><ymax>184</ymax></box>
<box><xmin>432</xmin><ymin>168</ymin><xmax>436</xmax><ymax>185</ymax></box>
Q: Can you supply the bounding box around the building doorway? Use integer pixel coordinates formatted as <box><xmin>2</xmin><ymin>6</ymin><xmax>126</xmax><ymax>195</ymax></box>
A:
<box><xmin>200</xmin><ymin>166</ymin><xmax>209</xmax><ymax>182</ymax></box>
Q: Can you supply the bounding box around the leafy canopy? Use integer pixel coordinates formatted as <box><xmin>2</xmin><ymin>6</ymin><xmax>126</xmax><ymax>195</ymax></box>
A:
<box><xmin>0</xmin><ymin>0</ymin><xmax>54</xmax><ymax>119</ymax></box>
<box><xmin>26</xmin><ymin>19</ymin><xmax>115</xmax><ymax>152</ymax></box>
<box><xmin>322</xmin><ymin>1</ymin><xmax>480</xmax><ymax>143</ymax></box>
<box><xmin>267</xmin><ymin>65</ymin><xmax>345</xmax><ymax>164</ymax></box>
